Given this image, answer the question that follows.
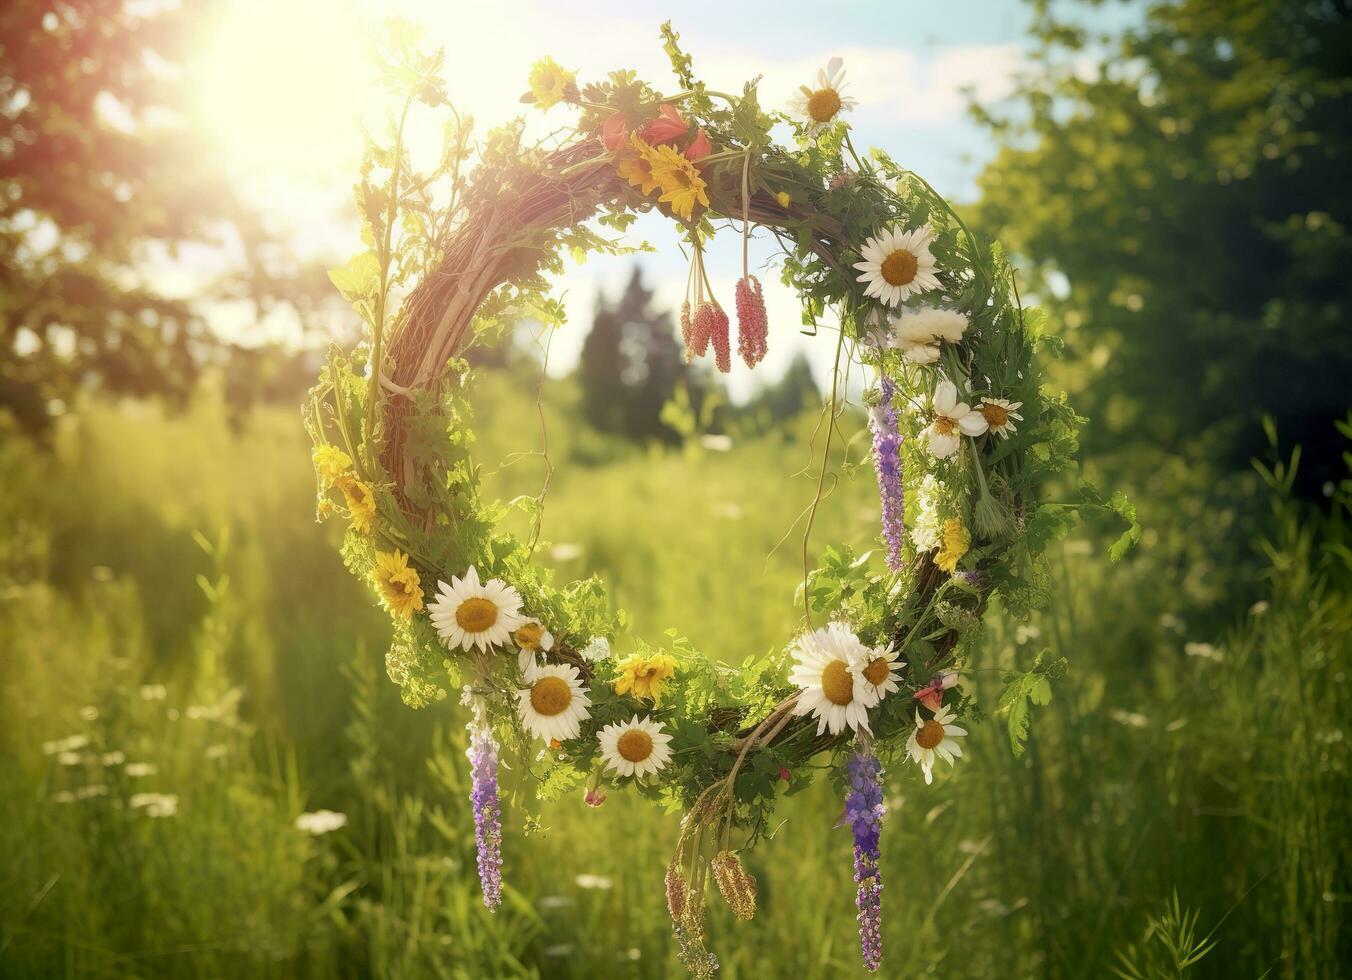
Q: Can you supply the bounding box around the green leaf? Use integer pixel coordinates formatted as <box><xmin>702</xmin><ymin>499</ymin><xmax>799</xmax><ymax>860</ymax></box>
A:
<box><xmin>327</xmin><ymin>251</ymin><xmax>380</xmax><ymax>304</ymax></box>
<box><xmin>996</xmin><ymin>654</ymin><xmax>1063</xmax><ymax>756</ymax></box>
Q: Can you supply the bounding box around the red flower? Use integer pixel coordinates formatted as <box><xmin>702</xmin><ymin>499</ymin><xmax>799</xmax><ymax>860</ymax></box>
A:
<box><xmin>778</xmin><ymin>767</ymin><xmax>792</xmax><ymax>782</ymax></box>
<box><xmin>640</xmin><ymin>103</ymin><xmax>688</xmax><ymax>144</ymax></box>
<box><xmin>601</xmin><ymin>112</ymin><xmax>628</xmax><ymax>152</ymax></box>
<box><xmin>684</xmin><ymin>128</ymin><xmax>712</xmax><ymax>162</ymax></box>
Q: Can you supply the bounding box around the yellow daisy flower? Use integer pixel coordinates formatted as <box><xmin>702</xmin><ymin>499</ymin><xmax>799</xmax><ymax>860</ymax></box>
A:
<box><xmin>528</xmin><ymin>57</ymin><xmax>575</xmax><ymax>109</ymax></box>
<box><xmin>649</xmin><ymin>143</ymin><xmax>710</xmax><ymax>220</ymax></box>
<box><xmin>336</xmin><ymin>475</ymin><xmax>377</xmax><ymax>534</ymax></box>
<box><xmin>616</xmin><ymin>133</ymin><xmax>664</xmax><ymax>196</ymax></box>
<box><xmin>312</xmin><ymin>445</ymin><xmax>352</xmax><ymax>486</ymax></box>
<box><xmin>373</xmin><ymin>550</ymin><xmax>423</xmax><ymax>620</ymax></box>
<box><xmin>775</xmin><ymin>191</ymin><xmax>792</xmax><ymax>208</ymax></box>
<box><xmin>935</xmin><ymin>518</ymin><xmax>970</xmax><ymax>573</ymax></box>
<box><xmin>613</xmin><ymin>651</ymin><xmax>678</xmax><ymax>705</ymax></box>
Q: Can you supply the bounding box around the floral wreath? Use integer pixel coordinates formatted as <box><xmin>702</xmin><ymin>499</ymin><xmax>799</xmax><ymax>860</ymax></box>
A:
<box><xmin>304</xmin><ymin>24</ymin><xmax>1136</xmax><ymax>977</ymax></box>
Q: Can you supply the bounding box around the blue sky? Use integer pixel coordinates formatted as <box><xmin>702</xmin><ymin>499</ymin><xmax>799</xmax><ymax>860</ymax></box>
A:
<box><xmin>180</xmin><ymin>0</ymin><xmax>1134</xmax><ymax>399</ymax></box>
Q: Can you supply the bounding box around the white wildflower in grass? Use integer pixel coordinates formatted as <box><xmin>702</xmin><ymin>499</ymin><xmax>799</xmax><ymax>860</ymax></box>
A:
<box><xmin>130</xmin><ymin>793</ymin><xmax>179</xmax><ymax>817</ymax></box>
<box><xmin>427</xmin><ymin>566</ymin><xmax>526</xmax><ymax>653</ymax></box>
<box><xmin>699</xmin><ymin>433</ymin><xmax>734</xmax><ymax>452</ymax></box>
<box><xmin>906</xmin><ymin>705</ymin><xmax>967</xmax><ymax>784</ymax></box>
<box><xmin>924</xmin><ymin>379</ymin><xmax>988</xmax><ymax>459</ymax></box>
<box><xmin>789</xmin><ymin>622</ymin><xmax>879</xmax><ymax>735</ymax></box>
<box><xmin>124</xmin><ymin>762</ymin><xmax>158</xmax><ymax>777</ymax></box>
<box><xmin>100</xmin><ymin>751</ymin><xmax>125</xmax><ymax>766</ymax></box>
<box><xmin>57</xmin><ymin>752</ymin><xmax>83</xmax><ymax>766</ymax></box>
<box><xmin>574</xmin><ymin>873</ymin><xmax>614</xmax><ymax>890</ymax></box>
<box><xmin>854</xmin><ymin>224</ymin><xmax>941</xmax><ymax>307</ymax></box>
<box><xmin>295</xmin><ymin>809</ymin><xmax>348</xmax><ymax>835</ymax></box>
<box><xmin>42</xmin><ymin>734</ymin><xmax>89</xmax><ymax>756</ymax></box>
<box><xmin>549</xmin><ymin>542</ymin><xmax>584</xmax><ymax>562</ymax></box>
<box><xmin>75</xmin><ymin>784</ymin><xmax>108</xmax><ymax>799</ymax></box>
<box><xmin>139</xmin><ymin>684</ymin><xmax>167</xmax><ymax>701</ymax></box>
<box><xmin>205</xmin><ymin>744</ymin><xmax>229</xmax><ymax>760</ymax></box>
<box><xmin>79</xmin><ymin>706</ymin><xmax>99</xmax><ymax>722</ymax></box>
<box><xmin>51</xmin><ymin>790</ymin><xmax>76</xmax><ymax>804</ymax></box>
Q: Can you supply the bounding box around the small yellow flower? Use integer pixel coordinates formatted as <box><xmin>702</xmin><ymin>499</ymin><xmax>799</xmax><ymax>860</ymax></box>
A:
<box><xmin>775</xmin><ymin>191</ymin><xmax>792</xmax><ymax>208</ymax></box>
<box><xmin>616</xmin><ymin>133</ymin><xmax>663</xmax><ymax>195</ymax></box>
<box><xmin>649</xmin><ymin>144</ymin><xmax>710</xmax><ymax>220</ymax></box>
<box><xmin>336</xmin><ymin>475</ymin><xmax>377</xmax><ymax>534</ymax></box>
<box><xmin>614</xmin><ymin>652</ymin><xmax>678</xmax><ymax>705</ymax></box>
<box><xmin>312</xmin><ymin>445</ymin><xmax>352</xmax><ymax>487</ymax></box>
<box><xmin>528</xmin><ymin>57</ymin><xmax>575</xmax><ymax>109</ymax></box>
<box><xmin>374</xmin><ymin>550</ymin><xmax>423</xmax><ymax>620</ymax></box>
<box><xmin>315</xmin><ymin>498</ymin><xmax>334</xmax><ymax>521</ymax></box>
<box><xmin>935</xmin><ymin>518</ymin><xmax>970</xmax><ymax>573</ymax></box>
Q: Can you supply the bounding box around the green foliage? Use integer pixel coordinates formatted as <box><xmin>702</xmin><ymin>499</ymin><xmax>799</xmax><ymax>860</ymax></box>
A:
<box><xmin>996</xmin><ymin>652</ymin><xmax>1065</xmax><ymax>757</ymax></box>
<box><xmin>972</xmin><ymin>0</ymin><xmax>1352</xmax><ymax>495</ymax></box>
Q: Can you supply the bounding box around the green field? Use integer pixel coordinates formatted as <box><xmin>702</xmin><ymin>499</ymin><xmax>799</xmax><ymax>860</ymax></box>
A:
<box><xmin>1</xmin><ymin>372</ymin><xmax>1347</xmax><ymax>978</ymax></box>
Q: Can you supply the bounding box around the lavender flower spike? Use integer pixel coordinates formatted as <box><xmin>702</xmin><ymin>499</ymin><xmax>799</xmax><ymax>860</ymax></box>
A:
<box><xmin>869</xmin><ymin>377</ymin><xmax>906</xmax><ymax>572</ymax></box>
<box><xmin>843</xmin><ymin>750</ymin><xmax>886</xmax><ymax>972</ymax></box>
<box><xmin>467</xmin><ymin>704</ymin><xmax>504</xmax><ymax>911</ymax></box>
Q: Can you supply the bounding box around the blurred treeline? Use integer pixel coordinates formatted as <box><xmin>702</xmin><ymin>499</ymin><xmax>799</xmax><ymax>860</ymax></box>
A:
<box><xmin>2</xmin><ymin>0</ymin><xmax>1351</xmax><ymax>978</ymax></box>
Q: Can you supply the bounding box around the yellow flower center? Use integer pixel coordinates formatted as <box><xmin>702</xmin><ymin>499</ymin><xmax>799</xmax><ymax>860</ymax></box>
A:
<box><xmin>916</xmin><ymin>719</ymin><xmax>945</xmax><ymax>750</ymax></box>
<box><xmin>821</xmin><ymin>659</ymin><xmax>855</xmax><ymax>706</ymax></box>
<box><xmin>982</xmin><ymin>403</ymin><xmax>1009</xmax><ymax>428</ymax></box>
<box><xmin>516</xmin><ymin>622</ymin><xmax>544</xmax><ymax>650</ymax></box>
<box><xmin>934</xmin><ymin>415</ymin><xmax>957</xmax><ymax>436</ymax></box>
<box><xmin>530</xmin><ymin>676</ymin><xmax>572</xmax><ymax>716</ymax></box>
<box><xmin>863</xmin><ymin>657</ymin><xmax>892</xmax><ymax>687</ymax></box>
<box><xmin>807</xmin><ymin>87</ymin><xmax>842</xmax><ymax>123</ymax></box>
<box><xmin>455</xmin><ymin>597</ymin><xmax>499</xmax><ymax>634</ymax></box>
<box><xmin>617</xmin><ymin>729</ymin><xmax>654</xmax><ymax>763</ymax></box>
<box><xmin>880</xmin><ymin>249</ymin><xmax>919</xmax><ymax>286</ymax></box>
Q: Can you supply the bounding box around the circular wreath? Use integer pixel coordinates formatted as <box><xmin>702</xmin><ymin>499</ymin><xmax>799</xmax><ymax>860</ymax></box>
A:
<box><xmin>303</xmin><ymin>25</ymin><xmax>1130</xmax><ymax>977</ymax></box>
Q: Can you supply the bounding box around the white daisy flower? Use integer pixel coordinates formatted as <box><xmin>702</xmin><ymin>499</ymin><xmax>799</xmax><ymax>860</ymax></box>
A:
<box><xmin>597</xmin><ymin>714</ymin><xmax>674</xmax><ymax>779</ymax></box>
<box><xmin>858</xmin><ymin>644</ymin><xmax>904</xmax><ymax>702</ymax></box>
<box><xmin>905</xmin><ymin>704</ymin><xmax>968</xmax><ymax>785</ymax></box>
<box><xmin>979</xmin><ymin>397</ymin><xmax>1024</xmax><ymax>439</ymax></box>
<box><xmin>514</xmin><ymin>617</ymin><xmax>555</xmax><ymax>680</ymax></box>
<box><xmin>924</xmin><ymin>379</ymin><xmax>988</xmax><ymax>459</ymax></box>
<box><xmin>789</xmin><ymin>622</ymin><xmax>879</xmax><ymax>736</ymax></box>
<box><xmin>788</xmin><ymin>57</ymin><xmax>858</xmax><ymax>136</ymax></box>
<box><xmin>427</xmin><ymin>566</ymin><xmax>525</xmax><ymax>653</ymax></box>
<box><xmin>887</xmin><ymin>306</ymin><xmax>969</xmax><ymax>365</ymax></box>
<box><xmin>854</xmin><ymin>224</ymin><xmax>941</xmax><ymax>307</ymax></box>
<box><xmin>516</xmin><ymin>664</ymin><xmax>591</xmax><ymax>743</ymax></box>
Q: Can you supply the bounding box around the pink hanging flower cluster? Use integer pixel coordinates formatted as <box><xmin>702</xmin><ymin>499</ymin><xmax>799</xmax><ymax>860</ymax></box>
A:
<box><xmin>734</xmin><ymin>275</ymin><xmax>769</xmax><ymax>367</ymax></box>
<box><xmin>681</xmin><ymin>244</ymin><xmax>732</xmax><ymax>373</ymax></box>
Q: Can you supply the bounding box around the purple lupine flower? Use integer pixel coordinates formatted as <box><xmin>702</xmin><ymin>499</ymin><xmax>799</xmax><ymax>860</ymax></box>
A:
<box><xmin>843</xmin><ymin>750</ymin><xmax>886</xmax><ymax>972</ymax></box>
<box><xmin>468</xmin><ymin>723</ymin><xmax>504</xmax><ymax>911</ymax></box>
<box><xmin>869</xmin><ymin>377</ymin><xmax>906</xmax><ymax>571</ymax></box>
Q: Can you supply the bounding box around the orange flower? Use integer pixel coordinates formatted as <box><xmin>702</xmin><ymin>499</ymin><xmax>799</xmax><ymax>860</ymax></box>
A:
<box><xmin>639</xmin><ymin>103</ymin><xmax>688</xmax><ymax>144</ymax></box>
<box><xmin>601</xmin><ymin>111</ymin><xmax>628</xmax><ymax>152</ymax></box>
<box><xmin>684</xmin><ymin>128</ymin><xmax>712</xmax><ymax>162</ymax></box>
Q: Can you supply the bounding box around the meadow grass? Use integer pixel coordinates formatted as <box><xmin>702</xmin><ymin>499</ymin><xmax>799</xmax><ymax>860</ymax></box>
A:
<box><xmin>0</xmin><ymin>377</ymin><xmax>1347</xmax><ymax>978</ymax></box>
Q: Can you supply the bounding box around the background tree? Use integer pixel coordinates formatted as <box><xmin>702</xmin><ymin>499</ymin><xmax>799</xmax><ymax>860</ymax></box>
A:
<box><xmin>577</xmin><ymin>266</ymin><xmax>693</xmax><ymax>443</ymax></box>
<box><xmin>972</xmin><ymin>0</ymin><xmax>1352</xmax><ymax>495</ymax></box>
<box><xmin>0</xmin><ymin>0</ymin><xmax>332</xmax><ymax>433</ymax></box>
